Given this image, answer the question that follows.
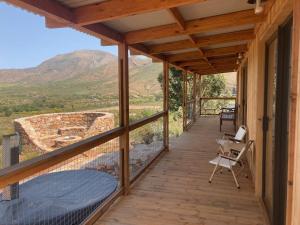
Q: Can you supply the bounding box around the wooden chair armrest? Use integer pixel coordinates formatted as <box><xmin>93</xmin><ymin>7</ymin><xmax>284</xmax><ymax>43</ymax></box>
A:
<box><xmin>228</xmin><ymin>137</ymin><xmax>241</xmax><ymax>142</ymax></box>
<box><xmin>224</xmin><ymin>133</ymin><xmax>235</xmax><ymax>137</ymax></box>
<box><xmin>220</xmin><ymin>155</ymin><xmax>237</xmax><ymax>161</ymax></box>
<box><xmin>230</xmin><ymin>149</ymin><xmax>241</xmax><ymax>156</ymax></box>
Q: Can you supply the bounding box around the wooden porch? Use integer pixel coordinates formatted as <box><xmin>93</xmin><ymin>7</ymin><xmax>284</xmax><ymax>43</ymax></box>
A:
<box><xmin>95</xmin><ymin>117</ymin><xmax>266</xmax><ymax>225</ymax></box>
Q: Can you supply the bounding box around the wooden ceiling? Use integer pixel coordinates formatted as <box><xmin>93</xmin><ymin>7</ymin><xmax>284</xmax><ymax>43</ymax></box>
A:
<box><xmin>5</xmin><ymin>0</ymin><xmax>267</xmax><ymax>75</ymax></box>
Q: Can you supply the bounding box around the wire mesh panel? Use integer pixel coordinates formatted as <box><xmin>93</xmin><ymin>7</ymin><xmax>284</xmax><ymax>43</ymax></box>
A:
<box><xmin>186</xmin><ymin>101</ymin><xmax>194</xmax><ymax>125</ymax></box>
<box><xmin>0</xmin><ymin>137</ymin><xmax>120</xmax><ymax>225</ymax></box>
<box><xmin>200</xmin><ymin>98</ymin><xmax>236</xmax><ymax>115</ymax></box>
<box><xmin>129</xmin><ymin>118</ymin><xmax>164</xmax><ymax>180</ymax></box>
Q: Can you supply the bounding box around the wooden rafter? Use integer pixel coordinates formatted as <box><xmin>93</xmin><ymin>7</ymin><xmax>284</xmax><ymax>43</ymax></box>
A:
<box><xmin>125</xmin><ymin>9</ymin><xmax>263</xmax><ymax>44</ymax></box>
<box><xmin>6</xmin><ymin>0</ymin><xmax>254</xmax><ymax>74</ymax></box>
<box><xmin>168</xmin><ymin>44</ymin><xmax>247</xmax><ymax>62</ymax></box>
<box><xmin>6</xmin><ymin>0</ymin><xmax>169</xmax><ymax>64</ymax></box>
<box><xmin>194</xmin><ymin>67</ymin><xmax>236</xmax><ymax>75</ymax></box>
<box><xmin>6</xmin><ymin>0</ymin><xmax>123</xmax><ymax>44</ymax></box>
<box><xmin>167</xmin><ymin>7</ymin><xmax>186</xmax><ymax>30</ymax></box>
<box><xmin>149</xmin><ymin>29</ymin><xmax>255</xmax><ymax>54</ymax></box>
<box><xmin>167</xmin><ymin>7</ymin><xmax>216</xmax><ymax>72</ymax></box>
<box><xmin>73</xmin><ymin>0</ymin><xmax>206</xmax><ymax>26</ymax></box>
<box><xmin>178</xmin><ymin>56</ymin><xmax>238</xmax><ymax>67</ymax></box>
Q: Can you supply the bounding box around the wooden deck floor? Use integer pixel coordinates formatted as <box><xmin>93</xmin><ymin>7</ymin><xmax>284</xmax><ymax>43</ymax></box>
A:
<box><xmin>95</xmin><ymin>117</ymin><xmax>266</xmax><ymax>225</ymax></box>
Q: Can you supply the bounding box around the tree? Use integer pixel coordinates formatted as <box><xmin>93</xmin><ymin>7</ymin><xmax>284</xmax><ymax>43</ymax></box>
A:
<box><xmin>157</xmin><ymin>67</ymin><xmax>183</xmax><ymax>112</ymax></box>
<box><xmin>199</xmin><ymin>74</ymin><xmax>226</xmax><ymax>97</ymax></box>
<box><xmin>158</xmin><ymin>69</ymin><xmax>228</xmax><ymax>114</ymax></box>
<box><xmin>198</xmin><ymin>74</ymin><xmax>228</xmax><ymax>114</ymax></box>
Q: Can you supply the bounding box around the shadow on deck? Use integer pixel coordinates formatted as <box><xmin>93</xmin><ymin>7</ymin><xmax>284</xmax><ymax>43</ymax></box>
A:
<box><xmin>95</xmin><ymin>117</ymin><xmax>266</xmax><ymax>225</ymax></box>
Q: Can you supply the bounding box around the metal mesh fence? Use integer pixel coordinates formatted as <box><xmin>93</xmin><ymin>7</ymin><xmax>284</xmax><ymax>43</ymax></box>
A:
<box><xmin>186</xmin><ymin>101</ymin><xmax>194</xmax><ymax>125</ymax></box>
<box><xmin>200</xmin><ymin>98</ymin><xmax>236</xmax><ymax>115</ymax></box>
<box><xmin>0</xmin><ymin>137</ymin><xmax>120</xmax><ymax>225</ymax></box>
<box><xmin>129</xmin><ymin>118</ymin><xmax>164</xmax><ymax>180</ymax></box>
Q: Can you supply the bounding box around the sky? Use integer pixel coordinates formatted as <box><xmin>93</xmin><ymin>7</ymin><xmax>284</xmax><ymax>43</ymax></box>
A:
<box><xmin>0</xmin><ymin>2</ymin><xmax>118</xmax><ymax>69</ymax></box>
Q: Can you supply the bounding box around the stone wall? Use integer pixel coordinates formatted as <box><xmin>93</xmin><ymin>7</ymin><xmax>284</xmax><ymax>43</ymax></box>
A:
<box><xmin>14</xmin><ymin>112</ymin><xmax>115</xmax><ymax>152</ymax></box>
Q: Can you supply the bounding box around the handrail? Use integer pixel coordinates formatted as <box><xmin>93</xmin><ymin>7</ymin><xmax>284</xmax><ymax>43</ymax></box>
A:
<box><xmin>199</xmin><ymin>97</ymin><xmax>236</xmax><ymax>116</ymax></box>
<box><xmin>129</xmin><ymin>111</ymin><xmax>166</xmax><ymax>131</ymax></box>
<box><xmin>0</xmin><ymin>127</ymin><xmax>125</xmax><ymax>189</ymax></box>
<box><xmin>186</xmin><ymin>99</ymin><xmax>196</xmax><ymax>104</ymax></box>
<box><xmin>200</xmin><ymin>97</ymin><xmax>236</xmax><ymax>100</ymax></box>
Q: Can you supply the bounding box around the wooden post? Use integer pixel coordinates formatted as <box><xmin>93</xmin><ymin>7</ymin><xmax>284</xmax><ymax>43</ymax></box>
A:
<box><xmin>118</xmin><ymin>42</ymin><xmax>130</xmax><ymax>195</ymax></box>
<box><xmin>2</xmin><ymin>134</ymin><xmax>20</xmax><ymax>200</ymax></box>
<box><xmin>182</xmin><ymin>70</ymin><xmax>187</xmax><ymax>131</ymax></box>
<box><xmin>192</xmin><ymin>73</ymin><xmax>197</xmax><ymax>122</ymax></box>
<box><xmin>286</xmin><ymin>1</ymin><xmax>300</xmax><ymax>224</ymax></box>
<box><xmin>199</xmin><ymin>75</ymin><xmax>202</xmax><ymax>116</ymax></box>
<box><xmin>163</xmin><ymin>61</ymin><xmax>169</xmax><ymax>151</ymax></box>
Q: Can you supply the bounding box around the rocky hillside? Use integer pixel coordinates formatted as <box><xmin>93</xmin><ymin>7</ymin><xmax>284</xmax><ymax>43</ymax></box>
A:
<box><xmin>0</xmin><ymin>50</ymin><xmax>161</xmax><ymax>95</ymax></box>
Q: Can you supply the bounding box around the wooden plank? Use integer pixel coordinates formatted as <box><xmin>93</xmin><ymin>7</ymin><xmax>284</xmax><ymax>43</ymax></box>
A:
<box><xmin>95</xmin><ymin>117</ymin><xmax>266</xmax><ymax>225</ymax></box>
<box><xmin>118</xmin><ymin>42</ymin><xmax>130</xmax><ymax>195</ymax></box>
<box><xmin>0</xmin><ymin>127</ymin><xmax>125</xmax><ymax>189</ymax></box>
<box><xmin>163</xmin><ymin>61</ymin><xmax>170</xmax><ymax>150</ymax></box>
<box><xmin>149</xmin><ymin>29</ymin><xmax>255</xmax><ymax>54</ymax></box>
<box><xmin>73</xmin><ymin>0</ymin><xmax>206</xmax><ymax>25</ymax></box>
<box><xmin>168</xmin><ymin>45</ymin><xmax>247</xmax><ymax>62</ymax></box>
<box><xmin>125</xmin><ymin>10</ymin><xmax>263</xmax><ymax>44</ymax></box>
<box><xmin>286</xmin><ymin>1</ymin><xmax>300</xmax><ymax>225</ymax></box>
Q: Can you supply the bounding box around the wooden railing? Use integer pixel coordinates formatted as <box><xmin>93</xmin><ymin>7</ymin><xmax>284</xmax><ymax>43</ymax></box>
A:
<box><xmin>199</xmin><ymin>97</ymin><xmax>236</xmax><ymax>115</ymax></box>
<box><xmin>0</xmin><ymin>111</ymin><xmax>167</xmax><ymax>189</ymax></box>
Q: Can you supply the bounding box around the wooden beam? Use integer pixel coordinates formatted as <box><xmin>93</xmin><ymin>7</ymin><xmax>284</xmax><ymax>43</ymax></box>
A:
<box><xmin>168</xmin><ymin>45</ymin><xmax>247</xmax><ymax>62</ymax></box>
<box><xmin>163</xmin><ymin>61</ymin><xmax>169</xmax><ymax>151</ymax></box>
<box><xmin>195</xmin><ymin>68</ymin><xmax>235</xmax><ymax>75</ymax></box>
<box><xmin>192</xmin><ymin>74</ymin><xmax>197</xmax><ymax>122</ymax></box>
<box><xmin>118</xmin><ymin>42</ymin><xmax>130</xmax><ymax>195</ymax></box>
<box><xmin>73</xmin><ymin>0</ymin><xmax>206</xmax><ymax>26</ymax></box>
<box><xmin>287</xmin><ymin>1</ymin><xmax>300</xmax><ymax>225</ymax></box>
<box><xmin>149</xmin><ymin>29</ymin><xmax>255</xmax><ymax>54</ymax></box>
<box><xmin>125</xmin><ymin>10</ymin><xmax>263</xmax><ymax>44</ymax></box>
<box><xmin>205</xmin><ymin>45</ymin><xmax>248</xmax><ymax>58</ymax></box>
<box><xmin>6</xmin><ymin>0</ymin><xmax>123</xmax><ymax>44</ymax></box>
<box><xmin>167</xmin><ymin>7</ymin><xmax>185</xmax><ymax>30</ymax></box>
<box><xmin>45</xmin><ymin>17</ymin><xmax>69</xmax><ymax>28</ymax></box>
<box><xmin>6</xmin><ymin>0</ymin><xmax>74</xmax><ymax>22</ymax></box>
<box><xmin>0</xmin><ymin>127</ymin><xmax>125</xmax><ymax>188</ymax></box>
<box><xmin>188</xmin><ymin>62</ymin><xmax>236</xmax><ymax>69</ymax></box>
<box><xmin>183</xmin><ymin>70</ymin><xmax>187</xmax><ymax>130</ymax></box>
<box><xmin>179</xmin><ymin>56</ymin><xmax>237</xmax><ymax>67</ymax></box>
<box><xmin>128</xmin><ymin>44</ymin><xmax>164</xmax><ymax>62</ymax></box>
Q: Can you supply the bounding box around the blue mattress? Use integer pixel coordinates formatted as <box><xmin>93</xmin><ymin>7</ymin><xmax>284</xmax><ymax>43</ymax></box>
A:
<box><xmin>0</xmin><ymin>170</ymin><xmax>118</xmax><ymax>225</ymax></box>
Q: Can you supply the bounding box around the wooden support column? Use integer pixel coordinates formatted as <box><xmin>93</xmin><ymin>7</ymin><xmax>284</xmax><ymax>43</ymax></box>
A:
<box><xmin>118</xmin><ymin>42</ymin><xmax>130</xmax><ymax>195</ymax></box>
<box><xmin>192</xmin><ymin>73</ymin><xmax>197</xmax><ymax>122</ymax></box>
<box><xmin>163</xmin><ymin>61</ymin><xmax>169</xmax><ymax>151</ymax></box>
<box><xmin>199</xmin><ymin>75</ymin><xmax>202</xmax><ymax>116</ymax></box>
<box><xmin>287</xmin><ymin>1</ymin><xmax>300</xmax><ymax>224</ymax></box>
<box><xmin>183</xmin><ymin>70</ymin><xmax>187</xmax><ymax>131</ymax></box>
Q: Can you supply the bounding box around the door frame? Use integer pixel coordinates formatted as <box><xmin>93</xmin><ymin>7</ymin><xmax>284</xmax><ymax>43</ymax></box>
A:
<box><xmin>273</xmin><ymin>16</ymin><xmax>292</xmax><ymax>225</ymax></box>
<box><xmin>262</xmin><ymin>16</ymin><xmax>293</xmax><ymax>225</ymax></box>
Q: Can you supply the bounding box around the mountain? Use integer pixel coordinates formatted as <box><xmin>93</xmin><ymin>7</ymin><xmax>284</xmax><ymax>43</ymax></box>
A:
<box><xmin>0</xmin><ymin>50</ymin><xmax>162</xmax><ymax>97</ymax></box>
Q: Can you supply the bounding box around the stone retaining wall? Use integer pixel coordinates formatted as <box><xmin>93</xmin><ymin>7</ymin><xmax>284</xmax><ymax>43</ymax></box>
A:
<box><xmin>14</xmin><ymin>112</ymin><xmax>115</xmax><ymax>152</ymax></box>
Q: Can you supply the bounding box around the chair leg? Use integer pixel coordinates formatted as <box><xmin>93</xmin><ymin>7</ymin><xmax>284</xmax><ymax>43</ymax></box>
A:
<box><xmin>230</xmin><ymin>168</ymin><xmax>240</xmax><ymax>189</ymax></box>
<box><xmin>209</xmin><ymin>164</ymin><xmax>219</xmax><ymax>183</ymax></box>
